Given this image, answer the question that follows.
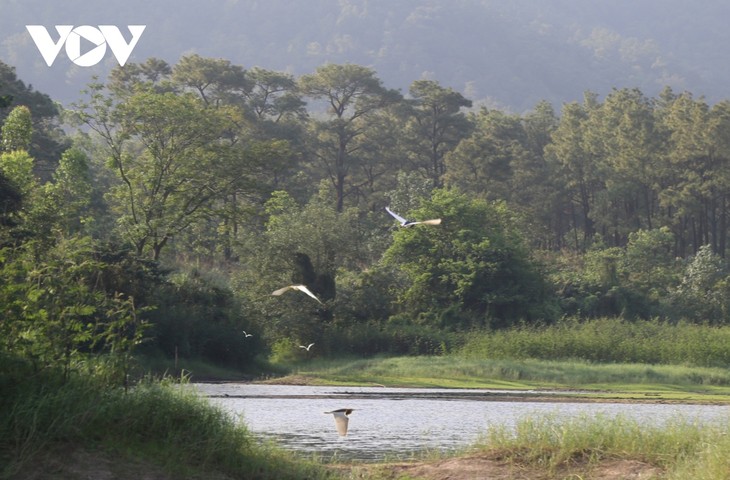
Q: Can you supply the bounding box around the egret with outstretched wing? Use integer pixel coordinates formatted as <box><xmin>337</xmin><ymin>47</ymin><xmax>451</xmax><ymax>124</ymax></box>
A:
<box><xmin>271</xmin><ymin>284</ymin><xmax>324</xmax><ymax>304</ymax></box>
<box><xmin>385</xmin><ymin>206</ymin><xmax>441</xmax><ymax>227</ymax></box>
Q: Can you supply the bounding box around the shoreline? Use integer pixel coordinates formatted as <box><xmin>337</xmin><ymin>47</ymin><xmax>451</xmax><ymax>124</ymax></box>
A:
<box><xmin>196</xmin><ymin>377</ymin><xmax>730</xmax><ymax>405</ymax></box>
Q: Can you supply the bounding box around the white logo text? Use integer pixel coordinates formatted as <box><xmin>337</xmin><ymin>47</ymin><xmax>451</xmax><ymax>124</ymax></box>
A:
<box><xmin>26</xmin><ymin>25</ymin><xmax>146</xmax><ymax>67</ymax></box>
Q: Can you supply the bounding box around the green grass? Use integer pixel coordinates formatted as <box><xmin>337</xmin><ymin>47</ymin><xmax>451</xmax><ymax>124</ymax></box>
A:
<box><xmin>0</xmin><ymin>356</ymin><xmax>335</xmax><ymax>480</ymax></box>
<box><xmin>459</xmin><ymin>317</ymin><xmax>730</xmax><ymax>368</ymax></box>
<box><xmin>278</xmin><ymin>355</ymin><xmax>730</xmax><ymax>401</ymax></box>
<box><xmin>268</xmin><ymin>318</ymin><xmax>730</xmax><ymax>402</ymax></box>
<box><xmin>479</xmin><ymin>413</ymin><xmax>730</xmax><ymax>479</ymax></box>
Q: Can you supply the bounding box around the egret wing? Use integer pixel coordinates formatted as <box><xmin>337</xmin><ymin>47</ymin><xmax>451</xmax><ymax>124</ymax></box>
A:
<box><xmin>414</xmin><ymin>218</ymin><xmax>441</xmax><ymax>225</ymax></box>
<box><xmin>385</xmin><ymin>206</ymin><xmax>407</xmax><ymax>224</ymax></box>
<box><xmin>325</xmin><ymin>409</ymin><xmax>352</xmax><ymax>436</ymax></box>
<box><xmin>272</xmin><ymin>285</ymin><xmax>323</xmax><ymax>304</ymax></box>
<box><xmin>271</xmin><ymin>285</ymin><xmax>294</xmax><ymax>296</ymax></box>
<box><xmin>333</xmin><ymin>413</ymin><xmax>349</xmax><ymax>436</ymax></box>
<box><xmin>293</xmin><ymin>285</ymin><xmax>324</xmax><ymax>304</ymax></box>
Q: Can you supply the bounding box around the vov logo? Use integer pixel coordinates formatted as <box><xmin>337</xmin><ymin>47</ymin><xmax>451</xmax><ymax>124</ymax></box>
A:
<box><xmin>26</xmin><ymin>25</ymin><xmax>146</xmax><ymax>67</ymax></box>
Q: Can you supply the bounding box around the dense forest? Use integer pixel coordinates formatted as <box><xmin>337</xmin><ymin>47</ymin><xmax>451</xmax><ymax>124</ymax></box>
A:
<box><xmin>3</xmin><ymin>53</ymin><xmax>730</xmax><ymax>379</ymax></box>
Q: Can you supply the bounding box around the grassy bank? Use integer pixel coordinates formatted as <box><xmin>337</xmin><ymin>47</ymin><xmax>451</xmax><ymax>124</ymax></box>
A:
<box><xmin>265</xmin><ymin>318</ymin><xmax>730</xmax><ymax>402</ymax></box>
<box><xmin>347</xmin><ymin>414</ymin><xmax>730</xmax><ymax>479</ymax></box>
<box><xmin>0</xmin><ymin>356</ymin><xmax>334</xmax><ymax>480</ymax></box>
<box><xmin>473</xmin><ymin>413</ymin><xmax>730</xmax><ymax>479</ymax></box>
<box><xmin>275</xmin><ymin>355</ymin><xmax>730</xmax><ymax>401</ymax></box>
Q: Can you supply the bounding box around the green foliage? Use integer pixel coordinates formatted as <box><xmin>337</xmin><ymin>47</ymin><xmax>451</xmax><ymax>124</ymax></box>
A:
<box><xmin>671</xmin><ymin>244</ymin><xmax>730</xmax><ymax>322</ymax></box>
<box><xmin>0</xmin><ymin>360</ymin><xmax>333</xmax><ymax>479</ymax></box>
<box><xmin>0</xmin><ymin>147</ymin><xmax>97</xmax><ymax>246</ymax></box>
<box><xmin>0</xmin><ymin>149</ymin><xmax>36</xmax><ymax>198</ymax></box>
<box><xmin>0</xmin><ymin>105</ymin><xmax>32</xmax><ymax>152</ymax></box>
<box><xmin>299</xmin><ymin>63</ymin><xmax>402</xmax><ymax>211</ymax></box>
<box><xmin>234</xmin><ymin>189</ymin><xmax>367</xmax><ymax>348</ymax></box>
<box><xmin>14</xmin><ymin>54</ymin><xmax>730</xmax><ymax>369</ymax></box>
<box><xmin>444</xmin><ymin>108</ymin><xmax>531</xmax><ymax>202</ymax></box>
<box><xmin>0</xmin><ymin>237</ymin><xmax>148</xmax><ymax>382</ymax></box>
<box><xmin>459</xmin><ymin>317</ymin><xmax>730</xmax><ymax>368</ymax></box>
<box><xmin>402</xmin><ymin>79</ymin><xmax>472</xmax><ymax>187</ymax></box>
<box><xmin>46</xmin><ymin>147</ymin><xmax>93</xmax><ymax>234</ymax></box>
<box><xmin>549</xmin><ymin>229</ymin><xmax>683</xmax><ymax>319</ymax></box>
<box><xmin>74</xmin><ymin>85</ymin><xmax>238</xmax><ymax>260</ymax></box>
<box><xmin>146</xmin><ymin>268</ymin><xmax>260</xmax><ymax>369</ymax></box>
<box><xmin>0</xmin><ymin>171</ymin><xmax>22</xmax><ymax>242</ymax></box>
<box><xmin>0</xmin><ymin>61</ymin><xmax>67</xmax><ymax>172</ymax></box>
<box><xmin>384</xmin><ymin>188</ymin><xmax>552</xmax><ymax>329</ymax></box>
<box><xmin>268</xmin><ymin>337</ymin><xmax>305</xmax><ymax>365</ymax></box>
<box><xmin>483</xmin><ymin>413</ymin><xmax>717</xmax><ymax>476</ymax></box>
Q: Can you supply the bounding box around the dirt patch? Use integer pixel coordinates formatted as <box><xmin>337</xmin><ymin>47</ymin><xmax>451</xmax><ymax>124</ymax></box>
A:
<box><xmin>341</xmin><ymin>453</ymin><xmax>664</xmax><ymax>480</ymax></box>
<box><xmin>591</xmin><ymin>459</ymin><xmax>662</xmax><ymax>479</ymax></box>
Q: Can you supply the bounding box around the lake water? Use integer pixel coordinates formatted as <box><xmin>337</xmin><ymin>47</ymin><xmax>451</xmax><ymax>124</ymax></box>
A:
<box><xmin>194</xmin><ymin>383</ymin><xmax>730</xmax><ymax>462</ymax></box>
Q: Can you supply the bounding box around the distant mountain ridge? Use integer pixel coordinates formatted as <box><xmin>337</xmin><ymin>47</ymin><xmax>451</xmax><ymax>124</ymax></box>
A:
<box><xmin>2</xmin><ymin>0</ymin><xmax>729</xmax><ymax>111</ymax></box>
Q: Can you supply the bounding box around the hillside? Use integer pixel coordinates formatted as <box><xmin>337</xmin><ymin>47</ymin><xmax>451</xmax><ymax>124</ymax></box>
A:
<box><xmin>2</xmin><ymin>0</ymin><xmax>730</xmax><ymax>111</ymax></box>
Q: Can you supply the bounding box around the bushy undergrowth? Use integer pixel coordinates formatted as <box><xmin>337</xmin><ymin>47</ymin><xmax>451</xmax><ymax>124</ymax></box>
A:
<box><xmin>459</xmin><ymin>317</ymin><xmax>730</xmax><ymax>367</ymax></box>
<box><xmin>0</xmin><ymin>355</ymin><xmax>333</xmax><ymax>479</ymax></box>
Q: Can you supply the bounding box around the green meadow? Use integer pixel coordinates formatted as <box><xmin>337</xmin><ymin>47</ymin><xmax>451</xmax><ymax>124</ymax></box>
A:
<box><xmin>280</xmin><ymin>355</ymin><xmax>730</xmax><ymax>400</ymax></box>
<box><xmin>274</xmin><ymin>318</ymin><xmax>730</xmax><ymax>403</ymax></box>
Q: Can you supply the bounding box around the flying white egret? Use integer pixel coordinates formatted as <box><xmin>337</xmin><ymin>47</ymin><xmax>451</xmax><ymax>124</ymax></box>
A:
<box><xmin>299</xmin><ymin>343</ymin><xmax>315</xmax><ymax>351</ymax></box>
<box><xmin>385</xmin><ymin>206</ymin><xmax>441</xmax><ymax>227</ymax></box>
<box><xmin>242</xmin><ymin>331</ymin><xmax>253</xmax><ymax>337</ymax></box>
<box><xmin>324</xmin><ymin>408</ymin><xmax>354</xmax><ymax>436</ymax></box>
<box><xmin>271</xmin><ymin>284</ymin><xmax>324</xmax><ymax>304</ymax></box>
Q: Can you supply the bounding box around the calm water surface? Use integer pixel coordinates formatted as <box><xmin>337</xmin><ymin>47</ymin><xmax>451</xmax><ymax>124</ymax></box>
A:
<box><xmin>194</xmin><ymin>383</ymin><xmax>730</xmax><ymax>462</ymax></box>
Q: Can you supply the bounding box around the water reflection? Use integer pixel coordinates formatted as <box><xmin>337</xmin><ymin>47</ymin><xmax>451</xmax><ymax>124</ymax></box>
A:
<box><xmin>194</xmin><ymin>383</ymin><xmax>730</xmax><ymax>462</ymax></box>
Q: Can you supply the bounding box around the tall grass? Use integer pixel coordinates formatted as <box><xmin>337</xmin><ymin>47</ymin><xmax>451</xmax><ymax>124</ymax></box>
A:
<box><xmin>459</xmin><ymin>317</ymin><xmax>730</xmax><ymax>367</ymax></box>
<box><xmin>481</xmin><ymin>413</ymin><xmax>730</xmax><ymax>479</ymax></box>
<box><xmin>0</xmin><ymin>355</ymin><xmax>334</xmax><ymax>479</ymax></box>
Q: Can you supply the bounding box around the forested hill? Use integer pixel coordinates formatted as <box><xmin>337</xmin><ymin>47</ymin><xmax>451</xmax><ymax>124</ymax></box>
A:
<box><xmin>2</xmin><ymin>0</ymin><xmax>730</xmax><ymax>112</ymax></box>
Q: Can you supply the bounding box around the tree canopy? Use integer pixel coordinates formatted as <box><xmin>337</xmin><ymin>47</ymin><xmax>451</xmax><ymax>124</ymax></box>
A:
<box><xmin>6</xmin><ymin>55</ymin><xmax>730</xmax><ymax>374</ymax></box>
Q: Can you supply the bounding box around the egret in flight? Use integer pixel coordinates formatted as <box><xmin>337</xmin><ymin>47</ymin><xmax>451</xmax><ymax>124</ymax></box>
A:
<box><xmin>299</xmin><ymin>343</ymin><xmax>315</xmax><ymax>351</ymax></box>
<box><xmin>385</xmin><ymin>206</ymin><xmax>441</xmax><ymax>227</ymax></box>
<box><xmin>271</xmin><ymin>284</ymin><xmax>324</xmax><ymax>304</ymax></box>
<box><xmin>242</xmin><ymin>331</ymin><xmax>253</xmax><ymax>337</ymax></box>
<box><xmin>325</xmin><ymin>408</ymin><xmax>355</xmax><ymax>436</ymax></box>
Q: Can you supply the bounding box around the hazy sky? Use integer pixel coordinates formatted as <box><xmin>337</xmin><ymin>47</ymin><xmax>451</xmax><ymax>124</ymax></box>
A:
<box><xmin>4</xmin><ymin>0</ymin><xmax>730</xmax><ymax>111</ymax></box>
